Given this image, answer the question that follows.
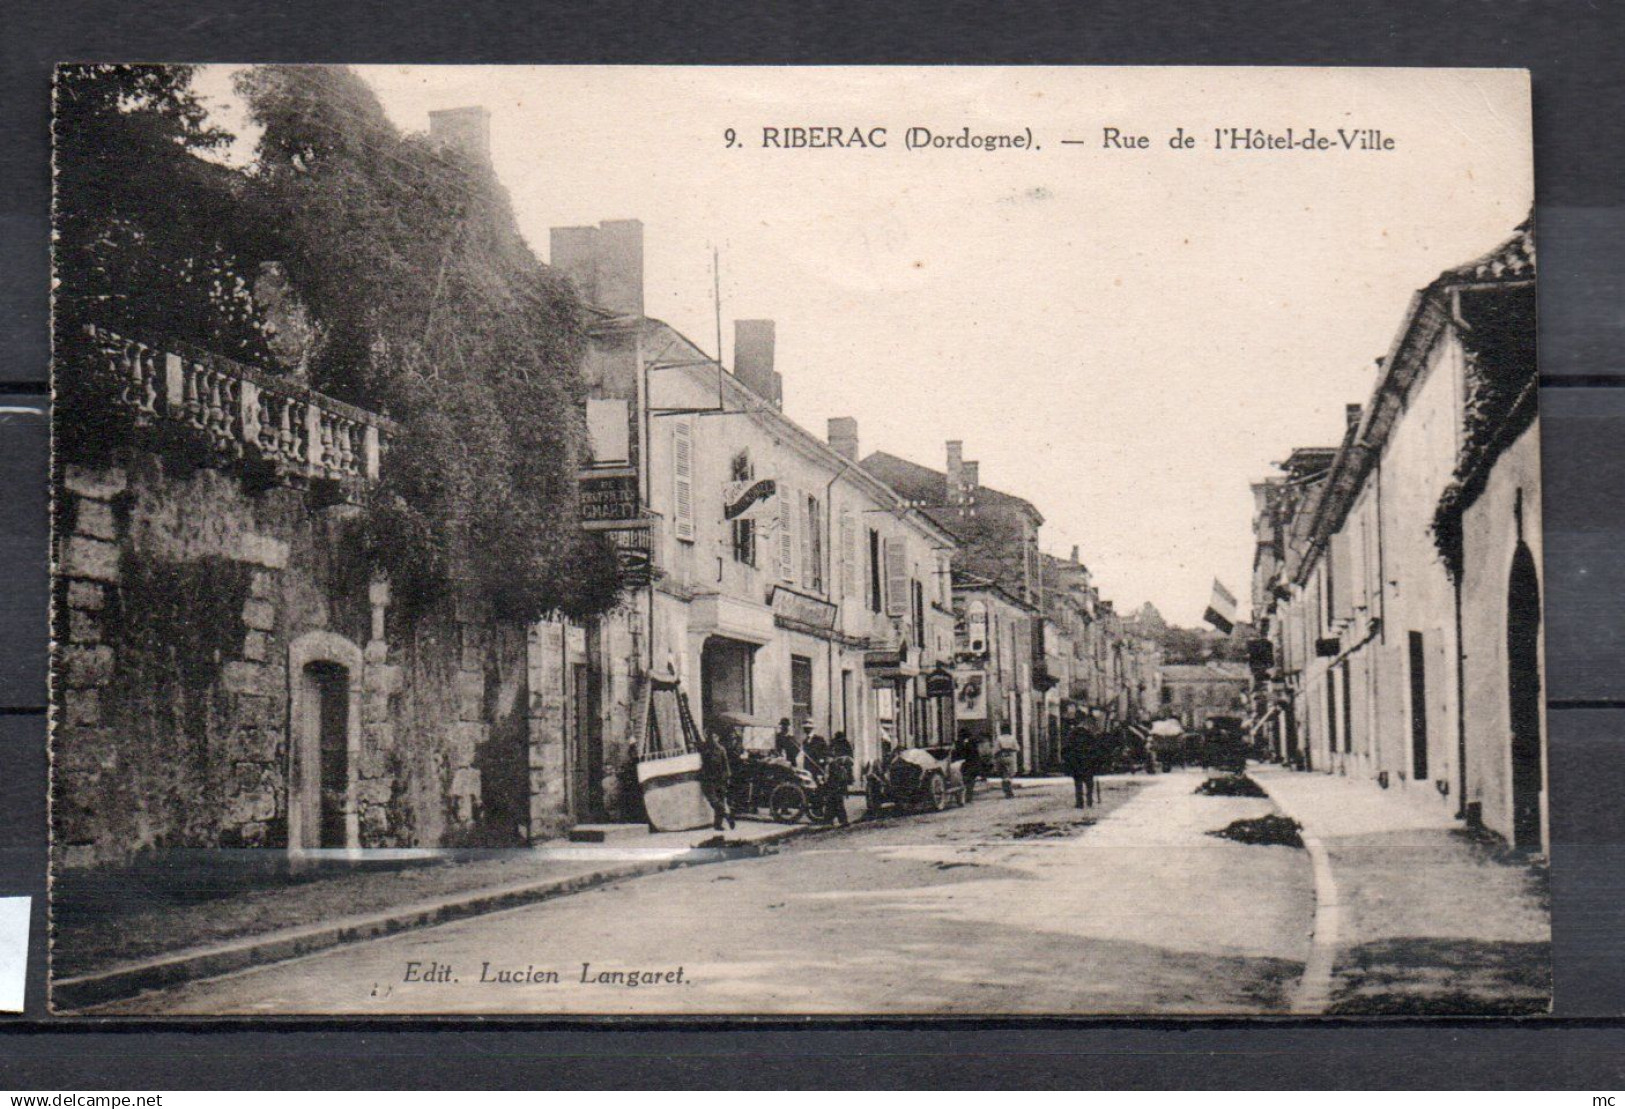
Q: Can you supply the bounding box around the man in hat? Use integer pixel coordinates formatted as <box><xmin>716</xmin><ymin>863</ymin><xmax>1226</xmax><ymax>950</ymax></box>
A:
<box><xmin>774</xmin><ymin>717</ymin><xmax>800</xmax><ymax>765</ymax></box>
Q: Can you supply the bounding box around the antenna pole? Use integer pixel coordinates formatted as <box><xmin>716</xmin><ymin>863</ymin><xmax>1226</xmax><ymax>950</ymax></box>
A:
<box><xmin>712</xmin><ymin>244</ymin><xmax>723</xmax><ymax>364</ymax></box>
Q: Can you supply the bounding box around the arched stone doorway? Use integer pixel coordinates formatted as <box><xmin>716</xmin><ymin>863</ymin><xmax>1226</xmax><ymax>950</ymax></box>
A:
<box><xmin>1506</xmin><ymin>541</ymin><xmax>1544</xmax><ymax>849</ymax></box>
<box><xmin>287</xmin><ymin>631</ymin><xmax>364</xmax><ymax>851</ymax></box>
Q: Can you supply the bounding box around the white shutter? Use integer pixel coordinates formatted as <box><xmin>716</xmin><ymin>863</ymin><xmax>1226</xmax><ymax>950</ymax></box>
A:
<box><xmin>884</xmin><ymin>537</ymin><xmax>908</xmax><ymax>617</ymax></box>
<box><xmin>845</xmin><ymin>513</ymin><xmax>858</xmax><ymax>601</ymax></box>
<box><xmin>673</xmin><ymin>420</ymin><xmax>694</xmax><ymax>541</ymax></box>
<box><xmin>779</xmin><ymin>485</ymin><xmax>796</xmax><ymax>581</ymax></box>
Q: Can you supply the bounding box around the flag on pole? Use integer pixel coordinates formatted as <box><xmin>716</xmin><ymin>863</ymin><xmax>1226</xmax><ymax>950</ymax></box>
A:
<box><xmin>1203</xmin><ymin>578</ymin><xmax>1238</xmax><ymax>634</ymax></box>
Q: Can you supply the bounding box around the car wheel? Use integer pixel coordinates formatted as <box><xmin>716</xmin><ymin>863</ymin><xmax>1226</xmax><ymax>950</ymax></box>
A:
<box><xmin>769</xmin><ymin>784</ymin><xmax>806</xmax><ymax>824</ymax></box>
<box><xmin>925</xmin><ymin>772</ymin><xmax>949</xmax><ymax>813</ymax></box>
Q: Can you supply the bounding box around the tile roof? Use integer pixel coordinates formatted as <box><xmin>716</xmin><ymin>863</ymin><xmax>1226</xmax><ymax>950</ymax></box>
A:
<box><xmin>1436</xmin><ymin>215</ymin><xmax>1536</xmax><ymax>286</ymax></box>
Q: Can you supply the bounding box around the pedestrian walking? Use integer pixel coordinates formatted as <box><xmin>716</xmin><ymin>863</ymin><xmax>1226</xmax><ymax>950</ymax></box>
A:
<box><xmin>698</xmin><ymin>731</ymin><xmax>736</xmax><ymax>831</ymax></box>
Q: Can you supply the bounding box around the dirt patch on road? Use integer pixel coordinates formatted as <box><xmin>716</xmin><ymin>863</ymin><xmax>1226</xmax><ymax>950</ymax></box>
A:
<box><xmin>1195</xmin><ymin>774</ymin><xmax>1267</xmax><ymax>798</ymax></box>
<box><xmin>1209</xmin><ymin>814</ymin><xmax>1304</xmax><ymax>848</ymax></box>
<box><xmin>1005</xmin><ymin>819</ymin><xmax>1099</xmax><ymax>840</ymax></box>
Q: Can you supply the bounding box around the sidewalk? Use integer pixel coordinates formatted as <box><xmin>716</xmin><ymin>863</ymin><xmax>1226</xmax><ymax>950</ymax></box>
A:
<box><xmin>53</xmin><ymin>807</ymin><xmax>849</xmax><ymax>1012</ymax></box>
<box><xmin>1253</xmin><ymin>765</ymin><xmax>1551</xmax><ymax>1014</ymax></box>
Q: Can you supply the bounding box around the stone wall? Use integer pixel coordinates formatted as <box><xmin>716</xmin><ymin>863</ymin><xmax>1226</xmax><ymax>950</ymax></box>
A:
<box><xmin>53</xmin><ymin>449</ymin><xmax>549</xmax><ymax>867</ymax></box>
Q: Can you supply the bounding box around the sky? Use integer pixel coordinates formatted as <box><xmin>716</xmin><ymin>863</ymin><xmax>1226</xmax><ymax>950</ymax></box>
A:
<box><xmin>193</xmin><ymin>66</ymin><xmax>1532</xmax><ymax>625</ymax></box>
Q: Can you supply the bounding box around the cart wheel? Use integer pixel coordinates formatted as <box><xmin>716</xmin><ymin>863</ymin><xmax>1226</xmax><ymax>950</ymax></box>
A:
<box><xmin>924</xmin><ymin>772</ymin><xmax>949</xmax><ymax>813</ymax></box>
<box><xmin>769</xmin><ymin>783</ymin><xmax>807</xmax><ymax>824</ymax></box>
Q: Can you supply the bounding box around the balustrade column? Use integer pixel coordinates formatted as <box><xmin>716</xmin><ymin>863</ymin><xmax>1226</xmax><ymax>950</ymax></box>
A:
<box><xmin>164</xmin><ymin>353</ymin><xmax>186</xmax><ymax>415</ymax></box>
<box><xmin>239</xmin><ymin>381</ymin><xmax>262</xmax><ymax>449</ymax></box>
<box><xmin>305</xmin><ymin>402</ymin><xmax>325</xmax><ymax>475</ymax></box>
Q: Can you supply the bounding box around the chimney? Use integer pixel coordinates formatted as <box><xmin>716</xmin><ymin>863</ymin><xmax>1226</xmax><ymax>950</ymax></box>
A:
<box><xmin>547</xmin><ymin>219</ymin><xmax>644</xmax><ymax>318</ymax></box>
<box><xmin>1345</xmin><ymin>403</ymin><xmax>1363</xmax><ymax>433</ymax></box>
<box><xmin>550</xmin><ymin>226</ymin><xmax>599</xmax><ymax>304</ymax></box>
<box><xmin>733</xmin><ymin>320</ymin><xmax>782</xmax><ymax>408</ymax></box>
<box><xmin>946</xmin><ymin>440</ymin><xmax>964</xmax><ymax>495</ymax></box>
<box><xmin>428</xmin><ymin>106</ymin><xmax>492</xmax><ymax>168</ymax></box>
<box><xmin>597</xmin><ymin>220</ymin><xmax>644</xmax><ymax>318</ymax></box>
<box><xmin>1071</xmin><ymin>544</ymin><xmax>1080</xmax><ymax>564</ymax></box>
<box><xmin>962</xmin><ymin>461</ymin><xmax>980</xmax><ymax>498</ymax></box>
<box><xmin>828</xmin><ymin>417</ymin><xmax>859</xmax><ymax>461</ymax></box>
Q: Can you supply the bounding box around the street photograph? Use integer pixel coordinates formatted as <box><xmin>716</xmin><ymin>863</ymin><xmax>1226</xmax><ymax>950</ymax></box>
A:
<box><xmin>48</xmin><ymin>64</ymin><xmax>1545</xmax><ymax>1016</ymax></box>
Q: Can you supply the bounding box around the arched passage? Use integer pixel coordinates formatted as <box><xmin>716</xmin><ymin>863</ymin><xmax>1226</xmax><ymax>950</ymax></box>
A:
<box><xmin>1506</xmin><ymin>541</ymin><xmax>1544</xmax><ymax>849</ymax></box>
<box><xmin>287</xmin><ymin>631</ymin><xmax>364</xmax><ymax>851</ymax></box>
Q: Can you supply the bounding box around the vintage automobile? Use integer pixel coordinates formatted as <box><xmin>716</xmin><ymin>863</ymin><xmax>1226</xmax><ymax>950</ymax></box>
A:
<box><xmin>864</xmin><ymin>745</ymin><xmax>967</xmax><ymax>816</ymax></box>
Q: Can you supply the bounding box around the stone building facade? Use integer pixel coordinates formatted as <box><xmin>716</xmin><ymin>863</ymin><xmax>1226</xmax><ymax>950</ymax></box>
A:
<box><xmin>1249</xmin><ymin>218</ymin><xmax>1544</xmax><ymax>851</ymax></box>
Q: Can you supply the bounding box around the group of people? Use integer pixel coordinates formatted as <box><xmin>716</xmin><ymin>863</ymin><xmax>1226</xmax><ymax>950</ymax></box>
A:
<box><xmin>697</xmin><ymin>713</ymin><xmax>1116</xmax><ymax>832</ymax></box>
<box><xmin>695</xmin><ymin>718</ymin><xmax>856</xmax><ymax>832</ymax></box>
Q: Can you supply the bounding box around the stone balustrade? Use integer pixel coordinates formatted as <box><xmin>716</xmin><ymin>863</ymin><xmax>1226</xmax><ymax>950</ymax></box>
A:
<box><xmin>87</xmin><ymin>325</ymin><xmax>392</xmax><ymax>482</ymax></box>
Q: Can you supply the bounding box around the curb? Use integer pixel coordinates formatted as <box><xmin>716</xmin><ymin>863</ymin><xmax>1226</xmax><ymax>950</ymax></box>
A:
<box><xmin>53</xmin><ymin>822</ymin><xmax>823</xmax><ymax>1013</ymax></box>
<box><xmin>1251</xmin><ymin>770</ymin><xmax>1342</xmax><ymax>1015</ymax></box>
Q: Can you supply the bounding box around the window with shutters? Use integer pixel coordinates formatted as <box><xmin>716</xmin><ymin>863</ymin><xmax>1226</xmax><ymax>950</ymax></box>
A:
<box><xmin>730</xmin><ymin>452</ymin><xmax>755</xmax><ymax>566</ymax></box>
<box><xmin>672</xmin><ymin>420</ymin><xmax>694</xmax><ymax>542</ymax></box>
<box><xmin>840</xmin><ymin>513</ymin><xmax>856</xmax><ymax>600</ymax></box>
<box><xmin>884</xmin><ymin>538</ymin><xmax>908</xmax><ymax>618</ymax></box>
<box><xmin>806</xmin><ymin>494</ymin><xmax>824</xmax><ymax>593</ymax></box>
<box><xmin>802</xmin><ymin>491</ymin><xmax>819</xmax><ymax>588</ymax></box>
<box><xmin>778</xmin><ymin>483</ymin><xmax>796</xmax><ymax>581</ymax></box>
<box><xmin>868</xmin><ymin>528</ymin><xmax>883</xmax><ymax>613</ymax></box>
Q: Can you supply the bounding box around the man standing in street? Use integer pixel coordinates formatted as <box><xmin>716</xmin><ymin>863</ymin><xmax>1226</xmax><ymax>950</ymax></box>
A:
<box><xmin>819</xmin><ymin>733</ymin><xmax>855</xmax><ymax>825</ymax></box>
<box><xmin>1061</xmin><ymin>719</ymin><xmax>1092</xmax><ymax>808</ymax></box>
<box><xmin>995</xmin><ymin>726</ymin><xmax>1019</xmax><ymax>798</ymax></box>
<box><xmin>698</xmin><ymin>731</ymin><xmax>736</xmax><ymax>831</ymax></box>
<box><xmin>954</xmin><ymin>731</ymin><xmax>983</xmax><ymax>803</ymax></box>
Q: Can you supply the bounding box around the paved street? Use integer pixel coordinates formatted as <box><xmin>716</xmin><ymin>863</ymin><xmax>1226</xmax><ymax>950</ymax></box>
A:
<box><xmin>106</xmin><ymin>771</ymin><xmax>1318</xmax><ymax>1016</ymax></box>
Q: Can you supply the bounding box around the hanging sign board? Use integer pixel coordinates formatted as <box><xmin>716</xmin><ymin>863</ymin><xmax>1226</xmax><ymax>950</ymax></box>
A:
<box><xmin>580</xmin><ymin>468</ymin><xmax>641</xmax><ymax>526</ymax></box>
<box><xmin>724</xmin><ymin>477</ymin><xmax>777</xmax><ymax>521</ymax></box>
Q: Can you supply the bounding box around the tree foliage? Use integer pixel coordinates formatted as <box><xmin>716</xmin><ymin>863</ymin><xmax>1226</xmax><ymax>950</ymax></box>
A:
<box><xmin>54</xmin><ymin>63</ymin><xmax>625</xmax><ymax>623</ymax></box>
<box><xmin>53</xmin><ymin>64</ymin><xmax>270</xmax><ymax>361</ymax></box>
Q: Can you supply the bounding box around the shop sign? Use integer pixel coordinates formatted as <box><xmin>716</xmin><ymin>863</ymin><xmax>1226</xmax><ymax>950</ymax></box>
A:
<box><xmin>770</xmin><ymin>585</ymin><xmax>837</xmax><ymax>632</ymax></box>
<box><xmin>956</xmin><ymin>670</ymin><xmax>987</xmax><ymax>720</ymax></box>
<box><xmin>724</xmin><ymin>477</ymin><xmax>777</xmax><ymax>521</ymax></box>
<box><xmin>580</xmin><ymin>469</ymin><xmax>641</xmax><ymax>527</ymax></box>
<box><xmin>602</xmin><ymin>521</ymin><xmax>656</xmax><ymax>585</ymax></box>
